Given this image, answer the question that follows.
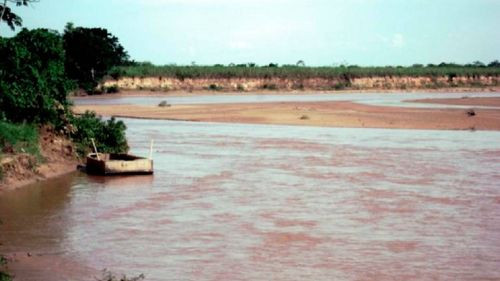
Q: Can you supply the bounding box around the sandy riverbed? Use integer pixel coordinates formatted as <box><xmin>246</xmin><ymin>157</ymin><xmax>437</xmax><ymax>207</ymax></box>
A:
<box><xmin>412</xmin><ymin>97</ymin><xmax>500</xmax><ymax>107</ymax></box>
<box><xmin>73</xmin><ymin>97</ymin><xmax>500</xmax><ymax>131</ymax></box>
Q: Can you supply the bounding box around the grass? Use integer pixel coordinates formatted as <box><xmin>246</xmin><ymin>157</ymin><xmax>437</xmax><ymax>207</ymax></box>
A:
<box><xmin>109</xmin><ymin>63</ymin><xmax>500</xmax><ymax>80</ymax></box>
<box><xmin>0</xmin><ymin>121</ymin><xmax>40</xmax><ymax>159</ymax></box>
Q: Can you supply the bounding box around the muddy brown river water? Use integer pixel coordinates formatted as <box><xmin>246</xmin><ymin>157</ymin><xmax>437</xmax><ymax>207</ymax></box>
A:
<box><xmin>1</xmin><ymin>118</ymin><xmax>500</xmax><ymax>280</ymax></box>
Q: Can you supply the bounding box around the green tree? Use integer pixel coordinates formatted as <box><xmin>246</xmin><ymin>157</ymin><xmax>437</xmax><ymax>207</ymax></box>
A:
<box><xmin>0</xmin><ymin>28</ymin><xmax>73</xmax><ymax>125</ymax></box>
<box><xmin>63</xmin><ymin>23</ymin><xmax>129</xmax><ymax>92</ymax></box>
<box><xmin>488</xmin><ymin>60</ymin><xmax>500</xmax><ymax>67</ymax></box>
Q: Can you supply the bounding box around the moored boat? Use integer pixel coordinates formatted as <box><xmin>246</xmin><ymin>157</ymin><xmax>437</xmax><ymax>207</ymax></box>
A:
<box><xmin>86</xmin><ymin>153</ymin><xmax>154</xmax><ymax>175</ymax></box>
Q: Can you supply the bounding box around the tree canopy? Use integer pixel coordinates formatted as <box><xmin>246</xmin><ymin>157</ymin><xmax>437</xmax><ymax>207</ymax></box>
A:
<box><xmin>0</xmin><ymin>28</ymin><xmax>73</xmax><ymax>124</ymax></box>
<box><xmin>63</xmin><ymin>23</ymin><xmax>129</xmax><ymax>92</ymax></box>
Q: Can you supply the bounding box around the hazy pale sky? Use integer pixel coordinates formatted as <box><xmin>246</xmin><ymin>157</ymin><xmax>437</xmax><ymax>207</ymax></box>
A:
<box><xmin>3</xmin><ymin>0</ymin><xmax>499</xmax><ymax>66</ymax></box>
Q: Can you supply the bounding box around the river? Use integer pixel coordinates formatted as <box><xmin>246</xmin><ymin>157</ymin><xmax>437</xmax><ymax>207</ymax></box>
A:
<box><xmin>73</xmin><ymin>91</ymin><xmax>500</xmax><ymax>109</ymax></box>
<box><xmin>1</xmin><ymin>117</ymin><xmax>500</xmax><ymax>280</ymax></box>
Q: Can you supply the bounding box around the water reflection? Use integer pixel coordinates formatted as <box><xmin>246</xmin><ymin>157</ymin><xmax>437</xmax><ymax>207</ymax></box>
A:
<box><xmin>0</xmin><ymin>173</ymin><xmax>76</xmax><ymax>253</ymax></box>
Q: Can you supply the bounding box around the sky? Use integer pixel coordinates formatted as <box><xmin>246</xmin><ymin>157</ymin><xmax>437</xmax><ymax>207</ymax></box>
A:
<box><xmin>2</xmin><ymin>0</ymin><xmax>499</xmax><ymax>66</ymax></box>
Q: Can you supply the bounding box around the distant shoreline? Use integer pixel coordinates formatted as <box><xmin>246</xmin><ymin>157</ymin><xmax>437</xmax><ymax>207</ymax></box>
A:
<box><xmin>100</xmin><ymin>76</ymin><xmax>499</xmax><ymax>93</ymax></box>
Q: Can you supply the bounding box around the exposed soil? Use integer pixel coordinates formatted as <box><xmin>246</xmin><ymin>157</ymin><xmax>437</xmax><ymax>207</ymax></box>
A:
<box><xmin>100</xmin><ymin>76</ymin><xmax>500</xmax><ymax>92</ymax></box>
<box><xmin>0</xmin><ymin>127</ymin><xmax>78</xmax><ymax>192</ymax></box>
<box><xmin>73</xmin><ymin>100</ymin><xmax>500</xmax><ymax>131</ymax></box>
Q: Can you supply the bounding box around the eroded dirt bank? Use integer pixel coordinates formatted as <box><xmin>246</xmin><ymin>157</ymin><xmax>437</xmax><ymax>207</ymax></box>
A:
<box><xmin>0</xmin><ymin>127</ymin><xmax>78</xmax><ymax>192</ymax></box>
<box><xmin>73</xmin><ymin>99</ymin><xmax>500</xmax><ymax>131</ymax></box>
<box><xmin>102</xmin><ymin>75</ymin><xmax>499</xmax><ymax>92</ymax></box>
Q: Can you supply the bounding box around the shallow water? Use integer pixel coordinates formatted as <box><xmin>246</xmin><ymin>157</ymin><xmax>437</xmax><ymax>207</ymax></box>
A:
<box><xmin>73</xmin><ymin>92</ymin><xmax>500</xmax><ymax>109</ymax></box>
<box><xmin>1</xmin><ymin>119</ymin><xmax>500</xmax><ymax>280</ymax></box>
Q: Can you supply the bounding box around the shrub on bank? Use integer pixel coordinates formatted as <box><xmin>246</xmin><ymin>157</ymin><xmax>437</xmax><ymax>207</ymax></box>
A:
<box><xmin>70</xmin><ymin>111</ymin><xmax>128</xmax><ymax>156</ymax></box>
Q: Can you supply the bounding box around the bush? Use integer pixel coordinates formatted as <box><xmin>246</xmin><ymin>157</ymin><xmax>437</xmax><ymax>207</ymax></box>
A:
<box><xmin>208</xmin><ymin>84</ymin><xmax>222</xmax><ymax>91</ymax></box>
<box><xmin>70</xmin><ymin>111</ymin><xmax>128</xmax><ymax>156</ymax></box>
<box><xmin>0</xmin><ymin>29</ymin><xmax>74</xmax><ymax>126</ymax></box>
<box><xmin>236</xmin><ymin>84</ymin><xmax>245</xmax><ymax>91</ymax></box>
<box><xmin>105</xmin><ymin>85</ymin><xmax>120</xmax><ymax>94</ymax></box>
<box><xmin>262</xmin><ymin>83</ymin><xmax>278</xmax><ymax>90</ymax></box>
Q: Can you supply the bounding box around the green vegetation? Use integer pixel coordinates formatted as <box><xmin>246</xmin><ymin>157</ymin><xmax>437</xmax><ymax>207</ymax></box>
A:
<box><xmin>0</xmin><ymin>26</ymin><xmax>128</xmax><ymax>163</ymax></box>
<box><xmin>63</xmin><ymin>23</ymin><xmax>129</xmax><ymax>93</ymax></box>
<box><xmin>0</xmin><ymin>256</ymin><xmax>11</xmax><ymax>281</ymax></box>
<box><xmin>0</xmin><ymin>272</ymin><xmax>11</xmax><ymax>281</ymax></box>
<box><xmin>70</xmin><ymin>111</ymin><xmax>128</xmax><ymax>156</ymax></box>
<box><xmin>96</xmin><ymin>269</ymin><xmax>145</xmax><ymax>281</ymax></box>
<box><xmin>110</xmin><ymin>62</ymin><xmax>500</xmax><ymax>81</ymax></box>
<box><xmin>104</xmin><ymin>85</ymin><xmax>120</xmax><ymax>94</ymax></box>
<box><xmin>0</xmin><ymin>121</ymin><xmax>40</xmax><ymax>157</ymax></box>
<box><xmin>0</xmin><ymin>28</ymin><xmax>73</xmax><ymax>126</ymax></box>
<box><xmin>207</xmin><ymin>83</ymin><xmax>223</xmax><ymax>91</ymax></box>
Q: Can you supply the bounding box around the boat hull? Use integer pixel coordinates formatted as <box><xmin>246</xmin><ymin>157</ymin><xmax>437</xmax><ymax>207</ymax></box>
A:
<box><xmin>86</xmin><ymin>153</ymin><xmax>154</xmax><ymax>175</ymax></box>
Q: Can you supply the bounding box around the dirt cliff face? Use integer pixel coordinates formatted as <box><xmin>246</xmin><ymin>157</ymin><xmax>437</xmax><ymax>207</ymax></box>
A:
<box><xmin>102</xmin><ymin>75</ymin><xmax>499</xmax><ymax>92</ymax></box>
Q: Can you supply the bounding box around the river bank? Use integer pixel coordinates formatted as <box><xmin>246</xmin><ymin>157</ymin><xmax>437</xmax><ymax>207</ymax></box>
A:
<box><xmin>0</xmin><ymin>127</ymin><xmax>78</xmax><ymax>193</ymax></box>
<box><xmin>100</xmin><ymin>75</ymin><xmax>499</xmax><ymax>93</ymax></box>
